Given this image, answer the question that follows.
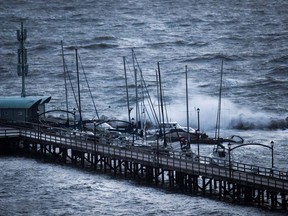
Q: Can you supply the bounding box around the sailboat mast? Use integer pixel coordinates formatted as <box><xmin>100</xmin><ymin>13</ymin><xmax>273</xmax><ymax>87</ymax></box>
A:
<box><xmin>132</xmin><ymin>49</ymin><xmax>139</xmax><ymax>133</ymax></box>
<box><xmin>78</xmin><ymin>54</ymin><xmax>99</xmax><ymax>119</ymax></box>
<box><xmin>155</xmin><ymin>69</ymin><xmax>161</xmax><ymax>126</ymax></box>
<box><xmin>76</xmin><ymin>49</ymin><xmax>82</xmax><ymax>130</ymax></box>
<box><xmin>215</xmin><ymin>59</ymin><xmax>224</xmax><ymax>141</ymax></box>
<box><xmin>61</xmin><ymin>41</ymin><xmax>69</xmax><ymax>125</ymax></box>
<box><xmin>139</xmin><ymin>62</ymin><xmax>145</xmax><ymax>137</ymax></box>
<box><xmin>123</xmin><ymin>56</ymin><xmax>131</xmax><ymax>123</ymax></box>
<box><xmin>158</xmin><ymin>62</ymin><xmax>167</xmax><ymax>147</ymax></box>
<box><xmin>185</xmin><ymin>65</ymin><xmax>190</xmax><ymax>147</ymax></box>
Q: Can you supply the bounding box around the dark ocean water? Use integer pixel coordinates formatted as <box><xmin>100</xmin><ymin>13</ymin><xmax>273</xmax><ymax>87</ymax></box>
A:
<box><xmin>1</xmin><ymin>0</ymin><xmax>288</xmax><ymax>215</ymax></box>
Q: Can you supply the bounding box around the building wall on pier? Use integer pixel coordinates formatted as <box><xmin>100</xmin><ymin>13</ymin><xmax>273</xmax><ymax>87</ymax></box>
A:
<box><xmin>0</xmin><ymin>96</ymin><xmax>51</xmax><ymax>122</ymax></box>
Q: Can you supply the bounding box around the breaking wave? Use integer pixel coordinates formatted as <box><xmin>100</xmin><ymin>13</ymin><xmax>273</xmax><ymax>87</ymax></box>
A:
<box><xmin>65</xmin><ymin>43</ymin><xmax>118</xmax><ymax>50</ymax></box>
<box><xmin>229</xmin><ymin>116</ymin><xmax>288</xmax><ymax>130</ymax></box>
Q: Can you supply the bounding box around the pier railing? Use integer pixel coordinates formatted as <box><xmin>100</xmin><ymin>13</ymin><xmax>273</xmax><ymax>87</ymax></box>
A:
<box><xmin>1</xmin><ymin>122</ymin><xmax>288</xmax><ymax>193</ymax></box>
<box><xmin>0</xmin><ymin>127</ymin><xmax>20</xmax><ymax>137</ymax></box>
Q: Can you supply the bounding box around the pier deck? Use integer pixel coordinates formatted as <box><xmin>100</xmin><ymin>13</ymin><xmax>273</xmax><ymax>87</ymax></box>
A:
<box><xmin>1</xmin><ymin>123</ymin><xmax>288</xmax><ymax>210</ymax></box>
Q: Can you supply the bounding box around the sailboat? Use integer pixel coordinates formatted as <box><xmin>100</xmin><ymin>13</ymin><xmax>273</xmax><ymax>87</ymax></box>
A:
<box><xmin>209</xmin><ymin>59</ymin><xmax>231</xmax><ymax>166</ymax></box>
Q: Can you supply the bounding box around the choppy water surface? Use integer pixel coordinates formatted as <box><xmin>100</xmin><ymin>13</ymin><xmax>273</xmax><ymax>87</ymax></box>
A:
<box><xmin>0</xmin><ymin>157</ymin><xmax>285</xmax><ymax>216</ymax></box>
<box><xmin>1</xmin><ymin>0</ymin><xmax>288</xmax><ymax>215</ymax></box>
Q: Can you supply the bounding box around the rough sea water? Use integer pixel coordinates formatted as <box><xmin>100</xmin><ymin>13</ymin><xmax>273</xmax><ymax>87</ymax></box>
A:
<box><xmin>1</xmin><ymin>0</ymin><xmax>288</xmax><ymax>215</ymax></box>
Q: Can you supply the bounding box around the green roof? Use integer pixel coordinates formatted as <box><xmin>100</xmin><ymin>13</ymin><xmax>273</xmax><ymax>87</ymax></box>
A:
<box><xmin>0</xmin><ymin>96</ymin><xmax>51</xmax><ymax>109</ymax></box>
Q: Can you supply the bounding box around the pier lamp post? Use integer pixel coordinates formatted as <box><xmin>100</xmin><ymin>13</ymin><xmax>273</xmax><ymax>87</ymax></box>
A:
<box><xmin>93</xmin><ymin>121</ymin><xmax>96</xmax><ymax>135</ymax></box>
<box><xmin>37</xmin><ymin>109</ymin><xmax>40</xmax><ymax>141</ymax></box>
<box><xmin>271</xmin><ymin>141</ymin><xmax>274</xmax><ymax>168</ymax></box>
<box><xmin>93</xmin><ymin>121</ymin><xmax>97</xmax><ymax>150</ymax></box>
<box><xmin>197</xmin><ymin>108</ymin><xmax>200</xmax><ymax>156</ymax></box>
<box><xmin>131</xmin><ymin>118</ymin><xmax>135</xmax><ymax>146</ymax></box>
<box><xmin>228</xmin><ymin>142</ymin><xmax>231</xmax><ymax>179</ymax></box>
<box><xmin>73</xmin><ymin>108</ymin><xmax>76</xmax><ymax>129</ymax></box>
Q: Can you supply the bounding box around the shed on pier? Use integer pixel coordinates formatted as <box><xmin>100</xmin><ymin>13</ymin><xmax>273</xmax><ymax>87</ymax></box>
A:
<box><xmin>0</xmin><ymin>96</ymin><xmax>51</xmax><ymax>122</ymax></box>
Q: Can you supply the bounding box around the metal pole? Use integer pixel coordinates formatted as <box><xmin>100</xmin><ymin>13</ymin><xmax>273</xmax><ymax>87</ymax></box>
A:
<box><xmin>73</xmin><ymin>108</ymin><xmax>76</xmax><ymax>129</ymax></box>
<box><xmin>61</xmin><ymin>41</ymin><xmax>69</xmax><ymax>126</ymax></box>
<box><xmin>94</xmin><ymin>121</ymin><xmax>97</xmax><ymax>151</ymax></box>
<box><xmin>228</xmin><ymin>143</ymin><xmax>231</xmax><ymax>179</ymax></box>
<box><xmin>271</xmin><ymin>141</ymin><xmax>274</xmax><ymax>168</ymax></box>
<box><xmin>17</xmin><ymin>22</ymin><xmax>28</xmax><ymax>97</ymax></box>
<box><xmin>185</xmin><ymin>65</ymin><xmax>190</xmax><ymax>148</ymax></box>
<box><xmin>123</xmin><ymin>56</ymin><xmax>131</xmax><ymax>123</ymax></box>
<box><xmin>37</xmin><ymin>110</ymin><xmax>40</xmax><ymax>141</ymax></box>
<box><xmin>197</xmin><ymin>108</ymin><xmax>200</xmax><ymax>156</ymax></box>
<box><xmin>158</xmin><ymin>62</ymin><xmax>166</xmax><ymax>147</ymax></box>
<box><xmin>76</xmin><ymin>49</ymin><xmax>82</xmax><ymax>130</ymax></box>
<box><xmin>132</xmin><ymin>50</ymin><xmax>139</xmax><ymax>135</ymax></box>
<box><xmin>132</xmin><ymin>118</ymin><xmax>135</xmax><ymax>146</ymax></box>
<box><xmin>157</xmin><ymin>138</ymin><xmax>159</xmax><ymax>165</ymax></box>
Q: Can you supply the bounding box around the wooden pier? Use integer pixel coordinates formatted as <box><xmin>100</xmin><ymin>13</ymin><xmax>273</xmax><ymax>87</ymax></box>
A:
<box><xmin>1</xmin><ymin>122</ymin><xmax>288</xmax><ymax>211</ymax></box>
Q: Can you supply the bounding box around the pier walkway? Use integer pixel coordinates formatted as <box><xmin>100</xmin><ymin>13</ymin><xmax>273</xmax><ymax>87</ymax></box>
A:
<box><xmin>1</xmin><ymin>123</ymin><xmax>288</xmax><ymax>210</ymax></box>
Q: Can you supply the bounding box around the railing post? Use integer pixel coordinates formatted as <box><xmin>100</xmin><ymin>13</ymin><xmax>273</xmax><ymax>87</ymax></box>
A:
<box><xmin>271</xmin><ymin>141</ymin><xmax>274</xmax><ymax>169</ymax></box>
<box><xmin>228</xmin><ymin>143</ymin><xmax>231</xmax><ymax>179</ymax></box>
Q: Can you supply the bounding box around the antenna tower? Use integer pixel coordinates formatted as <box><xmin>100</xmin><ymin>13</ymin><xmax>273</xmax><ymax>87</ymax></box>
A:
<box><xmin>17</xmin><ymin>22</ymin><xmax>28</xmax><ymax>97</ymax></box>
